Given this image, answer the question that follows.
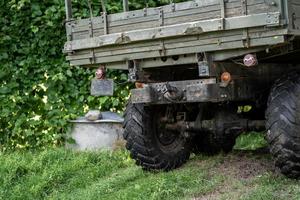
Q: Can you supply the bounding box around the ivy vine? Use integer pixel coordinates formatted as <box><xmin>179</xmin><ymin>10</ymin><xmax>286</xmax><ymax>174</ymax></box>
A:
<box><xmin>0</xmin><ymin>0</ymin><xmax>187</xmax><ymax>150</ymax></box>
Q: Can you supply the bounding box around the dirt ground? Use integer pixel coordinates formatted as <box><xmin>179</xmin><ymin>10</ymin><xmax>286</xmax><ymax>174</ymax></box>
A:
<box><xmin>216</xmin><ymin>150</ymin><xmax>276</xmax><ymax>180</ymax></box>
<box><xmin>195</xmin><ymin>149</ymin><xmax>278</xmax><ymax>200</ymax></box>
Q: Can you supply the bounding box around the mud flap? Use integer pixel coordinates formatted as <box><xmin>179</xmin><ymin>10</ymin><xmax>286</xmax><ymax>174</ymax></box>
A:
<box><xmin>91</xmin><ymin>79</ymin><xmax>114</xmax><ymax>96</ymax></box>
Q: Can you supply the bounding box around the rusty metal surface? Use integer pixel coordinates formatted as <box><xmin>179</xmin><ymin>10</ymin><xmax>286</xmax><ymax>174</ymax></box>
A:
<box><xmin>131</xmin><ymin>86</ymin><xmax>156</xmax><ymax>104</ymax></box>
<box><xmin>129</xmin><ymin>78</ymin><xmax>245</xmax><ymax>104</ymax></box>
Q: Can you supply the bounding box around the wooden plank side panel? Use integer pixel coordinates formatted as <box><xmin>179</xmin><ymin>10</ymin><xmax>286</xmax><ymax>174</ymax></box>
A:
<box><xmin>64</xmin><ymin>0</ymin><xmax>289</xmax><ymax>69</ymax></box>
<box><xmin>69</xmin><ymin>28</ymin><xmax>287</xmax><ymax>59</ymax></box>
<box><xmin>73</xmin><ymin>0</ymin><xmax>268</xmax><ymax>29</ymax></box>
<box><xmin>73</xmin><ymin>0</ymin><xmax>219</xmax><ymax>27</ymax></box>
<box><xmin>65</xmin><ymin>12</ymin><xmax>281</xmax><ymax>52</ymax></box>
<box><xmin>71</xmin><ymin>3</ymin><xmax>222</xmax><ymax>40</ymax></box>
<box><xmin>67</xmin><ymin>27</ymin><xmax>287</xmax><ymax>68</ymax></box>
<box><xmin>68</xmin><ymin>35</ymin><xmax>285</xmax><ymax>68</ymax></box>
<box><xmin>68</xmin><ymin>28</ymin><xmax>255</xmax><ymax>59</ymax></box>
<box><xmin>70</xmin><ymin>0</ymin><xmax>279</xmax><ymax>40</ymax></box>
<box><xmin>70</xmin><ymin>27</ymin><xmax>273</xmax><ymax>59</ymax></box>
<box><xmin>288</xmin><ymin>0</ymin><xmax>300</xmax><ymax>34</ymax></box>
<box><xmin>72</xmin><ymin>0</ymin><xmax>220</xmax><ymax>32</ymax></box>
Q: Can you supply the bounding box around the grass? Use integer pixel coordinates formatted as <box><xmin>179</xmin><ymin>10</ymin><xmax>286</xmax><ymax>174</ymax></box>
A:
<box><xmin>0</xmin><ymin>149</ymin><xmax>220</xmax><ymax>200</ymax></box>
<box><xmin>234</xmin><ymin>132</ymin><xmax>268</xmax><ymax>150</ymax></box>
<box><xmin>0</xmin><ymin>133</ymin><xmax>300</xmax><ymax>200</ymax></box>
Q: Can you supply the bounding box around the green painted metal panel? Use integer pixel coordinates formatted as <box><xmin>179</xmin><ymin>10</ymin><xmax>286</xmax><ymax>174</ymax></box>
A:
<box><xmin>64</xmin><ymin>0</ymin><xmax>295</xmax><ymax>69</ymax></box>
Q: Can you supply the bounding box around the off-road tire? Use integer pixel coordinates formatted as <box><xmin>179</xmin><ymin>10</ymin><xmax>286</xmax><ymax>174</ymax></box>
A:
<box><xmin>123</xmin><ymin>102</ymin><xmax>191</xmax><ymax>171</ymax></box>
<box><xmin>266</xmin><ymin>73</ymin><xmax>300</xmax><ymax>178</ymax></box>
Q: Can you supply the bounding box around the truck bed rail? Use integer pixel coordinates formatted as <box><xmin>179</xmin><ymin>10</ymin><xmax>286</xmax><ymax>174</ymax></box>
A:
<box><xmin>64</xmin><ymin>0</ymin><xmax>297</xmax><ymax>69</ymax></box>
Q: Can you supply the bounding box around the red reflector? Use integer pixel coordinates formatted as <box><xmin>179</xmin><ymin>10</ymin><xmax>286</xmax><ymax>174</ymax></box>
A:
<box><xmin>221</xmin><ymin>72</ymin><xmax>231</xmax><ymax>82</ymax></box>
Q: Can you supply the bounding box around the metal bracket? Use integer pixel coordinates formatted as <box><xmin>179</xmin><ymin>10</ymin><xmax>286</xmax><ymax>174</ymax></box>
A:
<box><xmin>102</xmin><ymin>12</ymin><xmax>108</xmax><ymax>35</ymax></box>
<box><xmin>241</xmin><ymin>0</ymin><xmax>250</xmax><ymax>47</ymax></box>
<box><xmin>219</xmin><ymin>18</ymin><xmax>225</xmax><ymax>30</ymax></box>
<box><xmin>292</xmin><ymin>13</ymin><xmax>297</xmax><ymax>29</ymax></box>
<box><xmin>159</xmin><ymin>8</ymin><xmax>164</xmax><ymax>26</ymax></box>
<box><xmin>171</xmin><ymin>3</ymin><xmax>176</xmax><ymax>12</ymax></box>
<box><xmin>219</xmin><ymin>0</ymin><xmax>225</xmax><ymax>30</ymax></box>
<box><xmin>89</xmin><ymin>50</ymin><xmax>96</xmax><ymax>64</ymax></box>
<box><xmin>158</xmin><ymin>8</ymin><xmax>166</xmax><ymax>56</ymax></box>
<box><xmin>66</xmin><ymin>21</ymin><xmax>75</xmax><ymax>41</ymax></box>
<box><xmin>266</xmin><ymin>13</ymin><xmax>280</xmax><ymax>27</ymax></box>
<box><xmin>241</xmin><ymin>0</ymin><xmax>247</xmax><ymax>15</ymax></box>
<box><xmin>128</xmin><ymin>60</ymin><xmax>142</xmax><ymax>82</ymax></box>
<box><xmin>242</xmin><ymin>29</ymin><xmax>250</xmax><ymax>48</ymax></box>
<box><xmin>159</xmin><ymin>41</ymin><xmax>167</xmax><ymax>56</ymax></box>
<box><xmin>88</xmin><ymin>19</ymin><xmax>96</xmax><ymax>64</ymax></box>
<box><xmin>197</xmin><ymin>53</ymin><xmax>212</xmax><ymax>77</ymax></box>
<box><xmin>159</xmin><ymin>83</ymin><xmax>184</xmax><ymax>102</ymax></box>
<box><xmin>88</xmin><ymin>19</ymin><xmax>93</xmax><ymax>38</ymax></box>
<box><xmin>143</xmin><ymin>8</ymin><xmax>147</xmax><ymax>17</ymax></box>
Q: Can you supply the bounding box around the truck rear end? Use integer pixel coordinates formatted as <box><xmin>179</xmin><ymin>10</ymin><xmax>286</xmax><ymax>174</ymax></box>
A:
<box><xmin>64</xmin><ymin>0</ymin><xmax>300</xmax><ymax>178</ymax></box>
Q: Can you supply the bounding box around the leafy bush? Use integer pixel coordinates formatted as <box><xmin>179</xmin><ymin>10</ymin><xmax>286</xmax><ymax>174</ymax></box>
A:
<box><xmin>0</xmin><ymin>0</ymin><xmax>189</xmax><ymax>150</ymax></box>
<box><xmin>0</xmin><ymin>0</ymin><xmax>125</xmax><ymax>150</ymax></box>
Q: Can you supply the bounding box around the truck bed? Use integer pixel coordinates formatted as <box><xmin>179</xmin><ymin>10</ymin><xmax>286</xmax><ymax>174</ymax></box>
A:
<box><xmin>64</xmin><ymin>0</ymin><xmax>300</xmax><ymax>69</ymax></box>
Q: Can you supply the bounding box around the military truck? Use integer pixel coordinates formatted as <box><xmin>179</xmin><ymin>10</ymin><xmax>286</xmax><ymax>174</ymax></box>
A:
<box><xmin>63</xmin><ymin>0</ymin><xmax>300</xmax><ymax>178</ymax></box>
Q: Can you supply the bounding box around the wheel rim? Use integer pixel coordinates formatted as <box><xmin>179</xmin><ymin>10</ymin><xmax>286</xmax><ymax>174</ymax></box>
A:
<box><xmin>153</xmin><ymin>105</ymin><xmax>184</xmax><ymax>152</ymax></box>
<box><xmin>156</xmin><ymin>126</ymin><xmax>178</xmax><ymax>146</ymax></box>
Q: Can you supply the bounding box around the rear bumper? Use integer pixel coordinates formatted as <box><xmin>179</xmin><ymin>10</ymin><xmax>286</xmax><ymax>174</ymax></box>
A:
<box><xmin>131</xmin><ymin>78</ymin><xmax>251</xmax><ymax>104</ymax></box>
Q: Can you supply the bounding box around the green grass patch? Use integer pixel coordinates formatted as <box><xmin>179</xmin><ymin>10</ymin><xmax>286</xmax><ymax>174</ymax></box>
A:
<box><xmin>234</xmin><ymin>132</ymin><xmax>268</xmax><ymax>150</ymax></box>
<box><xmin>0</xmin><ymin>149</ymin><xmax>223</xmax><ymax>200</ymax></box>
<box><xmin>239</xmin><ymin>174</ymin><xmax>300</xmax><ymax>200</ymax></box>
<box><xmin>1</xmin><ymin>142</ymin><xmax>300</xmax><ymax>199</ymax></box>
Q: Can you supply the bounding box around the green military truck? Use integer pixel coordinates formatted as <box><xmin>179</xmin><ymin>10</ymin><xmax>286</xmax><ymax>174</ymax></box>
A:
<box><xmin>64</xmin><ymin>0</ymin><xmax>300</xmax><ymax>178</ymax></box>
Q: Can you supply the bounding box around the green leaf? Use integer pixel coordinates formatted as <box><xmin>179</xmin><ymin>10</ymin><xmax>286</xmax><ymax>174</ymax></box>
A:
<box><xmin>0</xmin><ymin>86</ymin><xmax>11</xmax><ymax>94</ymax></box>
<box><xmin>66</xmin><ymin>70</ymin><xmax>72</xmax><ymax>77</ymax></box>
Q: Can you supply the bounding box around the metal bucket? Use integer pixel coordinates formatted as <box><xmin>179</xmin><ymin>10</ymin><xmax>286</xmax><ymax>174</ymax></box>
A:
<box><xmin>67</xmin><ymin>112</ymin><xmax>124</xmax><ymax>151</ymax></box>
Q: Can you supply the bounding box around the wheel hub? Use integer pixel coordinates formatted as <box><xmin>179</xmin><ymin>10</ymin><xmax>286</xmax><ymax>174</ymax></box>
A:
<box><xmin>156</xmin><ymin>106</ymin><xmax>181</xmax><ymax>146</ymax></box>
<box><xmin>157</xmin><ymin>128</ymin><xmax>178</xmax><ymax>146</ymax></box>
